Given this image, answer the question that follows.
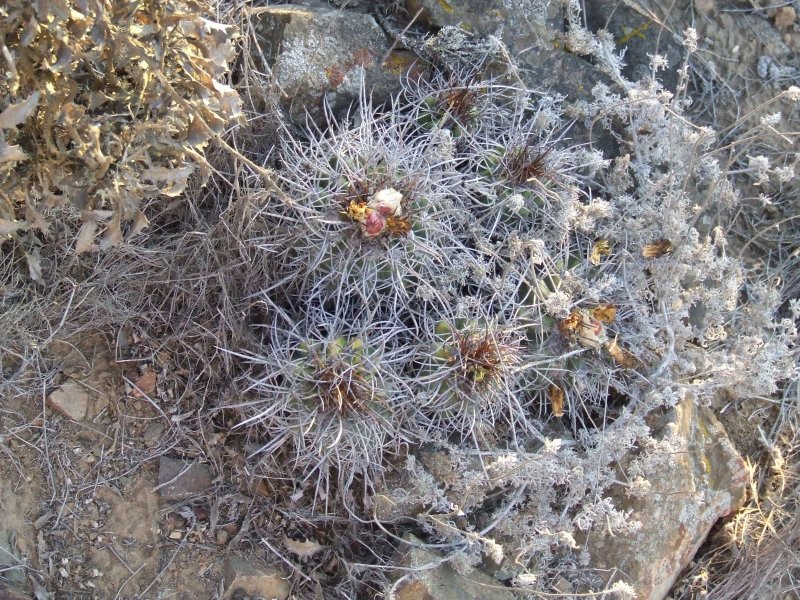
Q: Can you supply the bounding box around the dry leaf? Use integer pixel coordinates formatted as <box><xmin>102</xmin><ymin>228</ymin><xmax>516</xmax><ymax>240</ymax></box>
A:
<box><xmin>591</xmin><ymin>304</ymin><xmax>617</xmax><ymax>323</ymax></box>
<box><xmin>605</xmin><ymin>337</ymin><xmax>639</xmax><ymax>369</ymax></box>
<box><xmin>560</xmin><ymin>309</ymin><xmax>607</xmax><ymax>349</ymax></box>
<box><xmin>26</xmin><ymin>248</ymin><xmax>43</xmax><ymax>283</ymax></box>
<box><xmin>0</xmin><ymin>90</ymin><xmax>40</xmax><ymax>129</ymax></box>
<box><xmin>254</xmin><ymin>479</ymin><xmax>272</xmax><ymax>498</ymax></box>
<box><xmin>589</xmin><ymin>239</ymin><xmax>611</xmax><ymax>266</ymax></box>
<box><xmin>187</xmin><ymin>117</ymin><xmax>210</xmax><ymax>146</ymax></box>
<box><xmin>25</xmin><ymin>199</ymin><xmax>48</xmax><ymax>233</ymax></box>
<box><xmin>100</xmin><ymin>215</ymin><xmax>124</xmax><ymax>250</ymax></box>
<box><xmin>282</xmin><ymin>535</ymin><xmax>327</xmax><ymax>559</ymax></box>
<box><xmin>0</xmin><ymin>219</ymin><xmax>25</xmax><ymax>236</ymax></box>
<box><xmin>548</xmin><ymin>383</ymin><xmax>565</xmax><ymax>417</ymax></box>
<box><xmin>74</xmin><ymin>221</ymin><xmax>97</xmax><ymax>254</ymax></box>
<box><xmin>143</xmin><ymin>164</ymin><xmax>195</xmax><ymax>197</ymax></box>
<box><xmin>0</xmin><ymin>1</ymin><xmax>240</xmax><ymax>244</ymax></box>
<box><xmin>212</xmin><ymin>80</ymin><xmax>242</xmax><ymax>120</ymax></box>
<box><xmin>558</xmin><ymin>310</ymin><xmax>582</xmax><ymax>337</ymax></box>
<box><xmin>130</xmin><ymin>210</ymin><xmax>150</xmax><ymax>238</ymax></box>
<box><xmin>88</xmin><ymin>91</ymin><xmax>110</xmax><ymax>111</ymax></box>
<box><xmin>131</xmin><ymin>370</ymin><xmax>157</xmax><ymax>398</ymax></box>
<box><xmin>20</xmin><ymin>16</ymin><xmax>39</xmax><ymax>47</ymax></box>
<box><xmin>642</xmin><ymin>239</ymin><xmax>673</xmax><ymax>258</ymax></box>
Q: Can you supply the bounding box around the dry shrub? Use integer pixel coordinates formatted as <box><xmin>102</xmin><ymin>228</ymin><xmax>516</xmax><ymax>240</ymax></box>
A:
<box><xmin>0</xmin><ymin>0</ymin><xmax>240</xmax><ymax>252</ymax></box>
<box><xmin>672</xmin><ymin>393</ymin><xmax>800</xmax><ymax>600</ymax></box>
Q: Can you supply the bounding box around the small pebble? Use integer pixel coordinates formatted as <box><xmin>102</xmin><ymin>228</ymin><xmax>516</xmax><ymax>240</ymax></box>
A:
<box><xmin>775</xmin><ymin>6</ymin><xmax>796</xmax><ymax>29</ymax></box>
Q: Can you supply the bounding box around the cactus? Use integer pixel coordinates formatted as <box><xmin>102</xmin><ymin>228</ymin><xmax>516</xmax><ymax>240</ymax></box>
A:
<box><xmin>229</xmin><ymin>317</ymin><xmax>416</xmax><ymax>507</ymax></box>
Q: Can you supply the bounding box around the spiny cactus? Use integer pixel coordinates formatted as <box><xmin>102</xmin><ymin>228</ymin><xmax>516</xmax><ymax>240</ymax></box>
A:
<box><xmin>229</xmin><ymin>315</ymin><xmax>417</xmax><ymax>507</ymax></box>
<box><xmin>413</xmin><ymin>317</ymin><xmax>529</xmax><ymax>445</ymax></box>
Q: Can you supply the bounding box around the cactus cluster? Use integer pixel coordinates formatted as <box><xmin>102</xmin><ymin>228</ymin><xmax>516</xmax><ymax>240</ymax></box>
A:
<box><xmin>221</xmin><ymin>28</ymin><xmax>797</xmax><ymax>553</ymax></box>
<box><xmin>229</xmin><ymin>57</ymin><xmax>658</xmax><ymax>505</ymax></box>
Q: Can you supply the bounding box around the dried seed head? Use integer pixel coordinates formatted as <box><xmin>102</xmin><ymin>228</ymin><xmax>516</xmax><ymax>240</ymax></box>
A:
<box><xmin>502</xmin><ymin>141</ymin><xmax>554</xmax><ymax>187</ymax></box>
<box><xmin>448</xmin><ymin>328</ymin><xmax>522</xmax><ymax>390</ymax></box>
<box><xmin>313</xmin><ymin>357</ymin><xmax>373</xmax><ymax>415</ymax></box>
<box><xmin>642</xmin><ymin>239</ymin><xmax>674</xmax><ymax>258</ymax></box>
<box><xmin>371</xmin><ymin>187</ymin><xmax>403</xmax><ymax>216</ymax></box>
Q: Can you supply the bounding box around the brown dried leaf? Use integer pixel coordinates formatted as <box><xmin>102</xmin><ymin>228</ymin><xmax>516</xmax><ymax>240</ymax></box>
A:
<box><xmin>254</xmin><ymin>479</ymin><xmax>272</xmax><ymax>499</ymax></box>
<box><xmin>129</xmin><ymin>210</ymin><xmax>150</xmax><ymax>238</ymax></box>
<box><xmin>74</xmin><ymin>221</ymin><xmax>97</xmax><ymax>254</ymax></box>
<box><xmin>50</xmin><ymin>40</ymin><xmax>72</xmax><ymax>73</ymax></box>
<box><xmin>560</xmin><ymin>309</ymin><xmax>606</xmax><ymax>349</ymax></box>
<box><xmin>100</xmin><ymin>216</ymin><xmax>124</xmax><ymax>250</ymax></box>
<box><xmin>26</xmin><ymin>248</ymin><xmax>43</xmax><ymax>283</ymax></box>
<box><xmin>25</xmin><ymin>198</ymin><xmax>48</xmax><ymax>233</ymax></box>
<box><xmin>589</xmin><ymin>239</ymin><xmax>610</xmax><ymax>266</ymax></box>
<box><xmin>187</xmin><ymin>117</ymin><xmax>210</xmax><ymax>147</ymax></box>
<box><xmin>282</xmin><ymin>535</ymin><xmax>327</xmax><ymax>559</ymax></box>
<box><xmin>131</xmin><ymin>370</ymin><xmax>157</xmax><ymax>398</ymax></box>
<box><xmin>142</xmin><ymin>164</ymin><xmax>195</xmax><ymax>197</ymax></box>
<box><xmin>558</xmin><ymin>310</ymin><xmax>582</xmax><ymax>337</ymax></box>
<box><xmin>20</xmin><ymin>16</ymin><xmax>39</xmax><ymax>47</ymax></box>
<box><xmin>548</xmin><ymin>383</ymin><xmax>565</xmax><ymax>417</ymax></box>
<box><xmin>88</xmin><ymin>91</ymin><xmax>111</xmax><ymax>111</ymax></box>
<box><xmin>642</xmin><ymin>239</ymin><xmax>673</xmax><ymax>258</ymax></box>
<box><xmin>212</xmin><ymin>80</ymin><xmax>242</xmax><ymax>120</ymax></box>
<box><xmin>178</xmin><ymin>18</ymin><xmax>237</xmax><ymax>69</ymax></box>
<box><xmin>605</xmin><ymin>337</ymin><xmax>639</xmax><ymax>369</ymax></box>
<box><xmin>591</xmin><ymin>304</ymin><xmax>617</xmax><ymax>323</ymax></box>
<box><xmin>0</xmin><ymin>91</ymin><xmax>40</xmax><ymax>129</ymax></box>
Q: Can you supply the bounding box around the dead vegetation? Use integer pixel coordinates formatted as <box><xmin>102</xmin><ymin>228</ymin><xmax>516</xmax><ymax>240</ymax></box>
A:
<box><xmin>0</xmin><ymin>0</ymin><xmax>243</xmax><ymax>255</ymax></box>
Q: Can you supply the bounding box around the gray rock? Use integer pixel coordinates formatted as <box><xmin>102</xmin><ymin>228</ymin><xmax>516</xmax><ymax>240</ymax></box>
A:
<box><xmin>251</xmin><ymin>5</ymin><xmax>419</xmax><ymax>121</ymax></box>
<box><xmin>0</xmin><ymin>582</ymin><xmax>30</xmax><ymax>600</ymax></box>
<box><xmin>392</xmin><ymin>536</ymin><xmax>515</xmax><ymax>600</ymax></box>
<box><xmin>222</xmin><ymin>555</ymin><xmax>290</xmax><ymax>600</ymax></box>
<box><xmin>156</xmin><ymin>457</ymin><xmax>214</xmax><ymax>502</ymax></box>
<box><xmin>46</xmin><ymin>380</ymin><xmax>89</xmax><ymax>421</ymax></box>
<box><xmin>582</xmin><ymin>0</ymin><xmax>683</xmax><ymax>90</ymax></box>
<box><xmin>407</xmin><ymin>0</ymin><xmax>514</xmax><ymax>37</ymax></box>
<box><xmin>406</xmin><ymin>0</ymin><xmax>563</xmax><ymax>52</ymax></box>
<box><xmin>585</xmin><ymin>395</ymin><xmax>747</xmax><ymax>600</ymax></box>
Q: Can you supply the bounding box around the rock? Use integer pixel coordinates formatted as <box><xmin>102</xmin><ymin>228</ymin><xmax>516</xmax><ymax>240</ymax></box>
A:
<box><xmin>46</xmin><ymin>380</ymin><xmax>89</xmax><ymax>421</ymax></box>
<box><xmin>406</xmin><ymin>0</ymin><xmax>564</xmax><ymax>67</ymax></box>
<box><xmin>251</xmin><ymin>5</ymin><xmax>419</xmax><ymax>121</ymax></box>
<box><xmin>222</xmin><ymin>555</ymin><xmax>290</xmax><ymax>600</ymax></box>
<box><xmin>142</xmin><ymin>422</ymin><xmax>166</xmax><ymax>448</ymax></box>
<box><xmin>156</xmin><ymin>457</ymin><xmax>214</xmax><ymax>502</ymax></box>
<box><xmin>775</xmin><ymin>6</ymin><xmax>796</xmax><ymax>29</ymax></box>
<box><xmin>0</xmin><ymin>582</ymin><xmax>30</xmax><ymax>600</ymax></box>
<box><xmin>585</xmin><ymin>395</ymin><xmax>747</xmax><ymax>600</ymax></box>
<box><xmin>407</xmin><ymin>0</ymin><xmax>516</xmax><ymax>37</ymax></box>
<box><xmin>582</xmin><ymin>0</ymin><xmax>683</xmax><ymax>90</ymax></box>
<box><xmin>392</xmin><ymin>536</ymin><xmax>515</xmax><ymax>600</ymax></box>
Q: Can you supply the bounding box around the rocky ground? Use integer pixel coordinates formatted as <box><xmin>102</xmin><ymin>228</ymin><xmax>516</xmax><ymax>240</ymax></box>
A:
<box><xmin>1</xmin><ymin>0</ymin><xmax>798</xmax><ymax>599</ymax></box>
